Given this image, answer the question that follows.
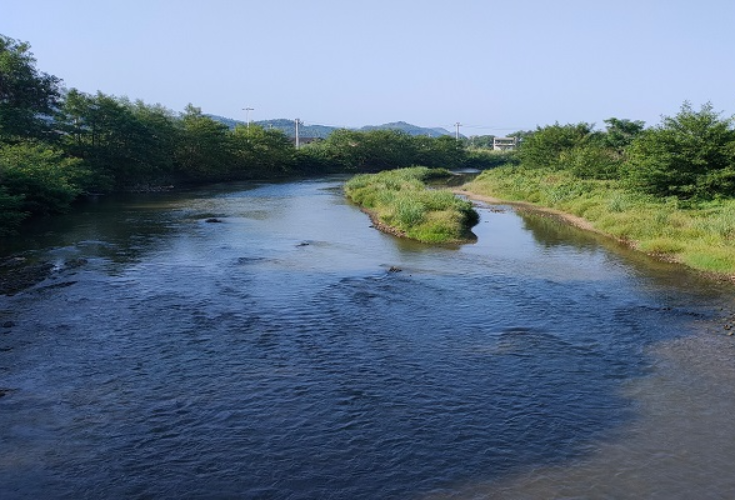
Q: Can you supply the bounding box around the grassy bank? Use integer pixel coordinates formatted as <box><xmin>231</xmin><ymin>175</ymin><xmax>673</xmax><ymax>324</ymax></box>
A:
<box><xmin>345</xmin><ymin>167</ymin><xmax>479</xmax><ymax>244</ymax></box>
<box><xmin>464</xmin><ymin>166</ymin><xmax>735</xmax><ymax>276</ymax></box>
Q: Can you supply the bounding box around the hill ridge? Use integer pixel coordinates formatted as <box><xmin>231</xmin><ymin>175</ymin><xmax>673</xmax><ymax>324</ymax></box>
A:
<box><xmin>207</xmin><ymin>115</ymin><xmax>454</xmax><ymax>139</ymax></box>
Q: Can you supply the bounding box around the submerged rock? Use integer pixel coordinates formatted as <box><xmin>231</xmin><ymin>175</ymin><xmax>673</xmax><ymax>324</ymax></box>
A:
<box><xmin>0</xmin><ymin>258</ymin><xmax>54</xmax><ymax>296</ymax></box>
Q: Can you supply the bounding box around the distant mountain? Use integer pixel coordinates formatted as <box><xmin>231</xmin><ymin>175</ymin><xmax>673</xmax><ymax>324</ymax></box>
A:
<box><xmin>259</xmin><ymin>119</ymin><xmax>337</xmax><ymax>139</ymax></box>
<box><xmin>359</xmin><ymin>121</ymin><xmax>453</xmax><ymax>138</ymax></box>
<box><xmin>207</xmin><ymin>115</ymin><xmax>453</xmax><ymax>139</ymax></box>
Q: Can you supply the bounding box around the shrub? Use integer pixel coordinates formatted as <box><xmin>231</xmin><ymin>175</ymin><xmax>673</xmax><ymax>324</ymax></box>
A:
<box><xmin>625</xmin><ymin>102</ymin><xmax>735</xmax><ymax>199</ymax></box>
<box><xmin>0</xmin><ymin>186</ymin><xmax>26</xmax><ymax>235</ymax></box>
<box><xmin>0</xmin><ymin>143</ymin><xmax>88</xmax><ymax>215</ymax></box>
<box><xmin>345</xmin><ymin>167</ymin><xmax>478</xmax><ymax>243</ymax></box>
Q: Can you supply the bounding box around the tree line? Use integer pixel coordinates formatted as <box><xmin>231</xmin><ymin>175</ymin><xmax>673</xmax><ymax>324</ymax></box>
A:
<box><xmin>1</xmin><ymin>34</ymin><xmax>511</xmax><ymax>235</ymax></box>
<box><xmin>515</xmin><ymin>103</ymin><xmax>735</xmax><ymax>200</ymax></box>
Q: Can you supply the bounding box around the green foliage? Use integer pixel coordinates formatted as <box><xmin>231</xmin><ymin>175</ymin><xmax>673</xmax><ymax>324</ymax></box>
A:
<box><xmin>625</xmin><ymin>102</ymin><xmax>735</xmax><ymax>199</ymax></box>
<box><xmin>466</xmin><ymin>135</ymin><xmax>496</xmax><ymax>149</ymax></box>
<box><xmin>303</xmin><ymin>129</ymin><xmax>469</xmax><ymax>171</ymax></box>
<box><xmin>0</xmin><ymin>185</ymin><xmax>26</xmax><ymax>235</ymax></box>
<box><xmin>0</xmin><ymin>35</ymin><xmax>61</xmax><ymax>142</ymax></box>
<box><xmin>0</xmin><ymin>143</ymin><xmax>87</xmax><ymax>215</ymax></box>
<box><xmin>466</xmin><ymin>149</ymin><xmax>519</xmax><ymax>169</ymax></box>
<box><xmin>229</xmin><ymin>125</ymin><xmax>295</xmax><ymax>178</ymax></box>
<box><xmin>173</xmin><ymin>104</ymin><xmax>233</xmax><ymax>181</ymax></box>
<box><xmin>561</xmin><ymin>144</ymin><xmax>621</xmax><ymax>180</ymax></box>
<box><xmin>518</xmin><ymin>122</ymin><xmax>596</xmax><ymax>170</ymax></box>
<box><xmin>602</xmin><ymin>117</ymin><xmax>645</xmax><ymax>154</ymax></box>
<box><xmin>57</xmin><ymin>90</ymin><xmax>182</xmax><ymax>190</ymax></box>
<box><xmin>465</xmin><ymin>166</ymin><xmax>735</xmax><ymax>275</ymax></box>
<box><xmin>414</xmin><ymin>135</ymin><xmax>467</xmax><ymax>168</ymax></box>
<box><xmin>345</xmin><ymin>167</ymin><xmax>478</xmax><ymax>243</ymax></box>
<box><xmin>317</xmin><ymin>129</ymin><xmax>419</xmax><ymax>170</ymax></box>
<box><xmin>293</xmin><ymin>146</ymin><xmax>343</xmax><ymax>174</ymax></box>
<box><xmin>57</xmin><ymin>92</ymin><xmax>300</xmax><ymax>187</ymax></box>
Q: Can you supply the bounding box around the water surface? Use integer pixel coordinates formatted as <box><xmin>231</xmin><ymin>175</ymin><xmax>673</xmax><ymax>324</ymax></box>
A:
<box><xmin>1</xmin><ymin>177</ymin><xmax>733</xmax><ymax>499</ymax></box>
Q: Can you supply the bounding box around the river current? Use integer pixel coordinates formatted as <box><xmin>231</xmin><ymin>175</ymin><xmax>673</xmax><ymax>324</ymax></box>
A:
<box><xmin>1</xmin><ymin>177</ymin><xmax>734</xmax><ymax>499</ymax></box>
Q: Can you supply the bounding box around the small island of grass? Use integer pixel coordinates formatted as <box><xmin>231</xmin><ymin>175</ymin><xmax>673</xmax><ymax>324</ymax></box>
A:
<box><xmin>344</xmin><ymin>167</ymin><xmax>479</xmax><ymax>244</ymax></box>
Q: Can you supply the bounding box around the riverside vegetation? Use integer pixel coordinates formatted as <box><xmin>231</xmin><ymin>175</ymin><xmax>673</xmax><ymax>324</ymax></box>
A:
<box><xmin>0</xmin><ymin>34</ymin><xmax>508</xmax><ymax>237</ymax></box>
<box><xmin>5</xmin><ymin>32</ymin><xmax>735</xmax><ymax>275</ymax></box>
<box><xmin>344</xmin><ymin>167</ymin><xmax>479</xmax><ymax>243</ymax></box>
<box><xmin>464</xmin><ymin>105</ymin><xmax>735</xmax><ymax>277</ymax></box>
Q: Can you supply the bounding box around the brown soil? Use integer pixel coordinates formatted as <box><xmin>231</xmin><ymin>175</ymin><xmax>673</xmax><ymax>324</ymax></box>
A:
<box><xmin>454</xmin><ymin>188</ymin><xmax>604</xmax><ymax>232</ymax></box>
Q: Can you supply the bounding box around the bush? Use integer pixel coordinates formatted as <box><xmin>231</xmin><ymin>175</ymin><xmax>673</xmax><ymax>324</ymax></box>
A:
<box><xmin>518</xmin><ymin>122</ymin><xmax>596</xmax><ymax>170</ymax></box>
<box><xmin>0</xmin><ymin>143</ymin><xmax>88</xmax><ymax>215</ymax></box>
<box><xmin>562</xmin><ymin>144</ymin><xmax>621</xmax><ymax>180</ymax></box>
<box><xmin>625</xmin><ymin>102</ymin><xmax>735</xmax><ymax>199</ymax></box>
<box><xmin>0</xmin><ymin>186</ymin><xmax>26</xmax><ymax>235</ymax></box>
<box><xmin>344</xmin><ymin>167</ymin><xmax>478</xmax><ymax>243</ymax></box>
<box><xmin>465</xmin><ymin>150</ymin><xmax>519</xmax><ymax>169</ymax></box>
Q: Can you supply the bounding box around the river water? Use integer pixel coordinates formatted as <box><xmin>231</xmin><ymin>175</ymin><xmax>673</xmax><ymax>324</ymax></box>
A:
<box><xmin>1</xmin><ymin>177</ymin><xmax>734</xmax><ymax>499</ymax></box>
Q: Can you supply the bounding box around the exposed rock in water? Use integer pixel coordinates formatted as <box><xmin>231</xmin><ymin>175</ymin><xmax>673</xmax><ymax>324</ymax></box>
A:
<box><xmin>0</xmin><ymin>257</ymin><xmax>54</xmax><ymax>296</ymax></box>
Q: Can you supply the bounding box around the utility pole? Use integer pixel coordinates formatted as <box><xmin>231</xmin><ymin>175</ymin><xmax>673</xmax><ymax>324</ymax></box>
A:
<box><xmin>455</xmin><ymin>122</ymin><xmax>462</xmax><ymax>141</ymax></box>
<box><xmin>295</xmin><ymin>118</ymin><xmax>301</xmax><ymax>149</ymax></box>
<box><xmin>243</xmin><ymin>107</ymin><xmax>254</xmax><ymax>130</ymax></box>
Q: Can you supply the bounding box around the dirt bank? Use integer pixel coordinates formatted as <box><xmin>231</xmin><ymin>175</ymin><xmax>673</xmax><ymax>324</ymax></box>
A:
<box><xmin>454</xmin><ymin>188</ymin><xmax>735</xmax><ymax>285</ymax></box>
<box><xmin>453</xmin><ymin>188</ymin><xmax>601</xmax><ymax>234</ymax></box>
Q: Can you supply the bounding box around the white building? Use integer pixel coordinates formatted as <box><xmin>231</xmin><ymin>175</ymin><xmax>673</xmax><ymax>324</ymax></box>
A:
<box><xmin>493</xmin><ymin>137</ymin><xmax>517</xmax><ymax>151</ymax></box>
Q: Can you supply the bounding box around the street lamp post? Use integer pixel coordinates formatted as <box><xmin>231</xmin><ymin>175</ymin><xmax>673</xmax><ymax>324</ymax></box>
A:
<box><xmin>243</xmin><ymin>107</ymin><xmax>254</xmax><ymax>130</ymax></box>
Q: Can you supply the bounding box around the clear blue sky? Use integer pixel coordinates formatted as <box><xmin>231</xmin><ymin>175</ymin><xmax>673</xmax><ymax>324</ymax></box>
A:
<box><xmin>3</xmin><ymin>0</ymin><xmax>734</xmax><ymax>135</ymax></box>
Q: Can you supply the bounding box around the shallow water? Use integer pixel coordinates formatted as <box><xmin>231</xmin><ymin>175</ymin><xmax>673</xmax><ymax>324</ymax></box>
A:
<box><xmin>1</xmin><ymin>177</ymin><xmax>733</xmax><ymax>499</ymax></box>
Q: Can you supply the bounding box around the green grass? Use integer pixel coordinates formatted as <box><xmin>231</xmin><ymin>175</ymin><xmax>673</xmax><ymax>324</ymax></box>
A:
<box><xmin>345</xmin><ymin>167</ymin><xmax>479</xmax><ymax>243</ymax></box>
<box><xmin>465</xmin><ymin>166</ymin><xmax>735</xmax><ymax>276</ymax></box>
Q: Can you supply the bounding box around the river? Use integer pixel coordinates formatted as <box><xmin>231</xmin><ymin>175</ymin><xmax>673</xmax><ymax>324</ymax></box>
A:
<box><xmin>1</xmin><ymin>176</ymin><xmax>734</xmax><ymax>499</ymax></box>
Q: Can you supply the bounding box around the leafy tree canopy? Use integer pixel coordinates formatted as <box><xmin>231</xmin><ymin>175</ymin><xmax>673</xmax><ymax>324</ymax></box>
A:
<box><xmin>0</xmin><ymin>35</ymin><xmax>61</xmax><ymax>142</ymax></box>
<box><xmin>518</xmin><ymin>122</ymin><xmax>596</xmax><ymax>170</ymax></box>
<box><xmin>625</xmin><ymin>102</ymin><xmax>735</xmax><ymax>199</ymax></box>
<box><xmin>603</xmin><ymin>117</ymin><xmax>645</xmax><ymax>153</ymax></box>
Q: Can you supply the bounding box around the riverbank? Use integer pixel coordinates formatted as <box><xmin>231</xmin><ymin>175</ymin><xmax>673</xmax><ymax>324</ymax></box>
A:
<box><xmin>454</xmin><ymin>189</ymin><xmax>603</xmax><ymax>235</ymax></box>
<box><xmin>458</xmin><ymin>167</ymin><xmax>735</xmax><ymax>282</ymax></box>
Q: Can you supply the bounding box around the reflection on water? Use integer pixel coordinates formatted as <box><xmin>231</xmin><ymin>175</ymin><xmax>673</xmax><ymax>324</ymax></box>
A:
<box><xmin>1</xmin><ymin>177</ymin><xmax>734</xmax><ymax>499</ymax></box>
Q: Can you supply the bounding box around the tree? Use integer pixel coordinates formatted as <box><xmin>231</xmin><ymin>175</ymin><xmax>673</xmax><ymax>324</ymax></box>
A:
<box><xmin>57</xmin><ymin>90</ymin><xmax>164</xmax><ymax>189</ymax></box>
<box><xmin>0</xmin><ymin>185</ymin><xmax>26</xmax><ymax>235</ymax></box>
<box><xmin>602</xmin><ymin>117</ymin><xmax>645</xmax><ymax>155</ymax></box>
<box><xmin>0</xmin><ymin>142</ymin><xmax>88</xmax><ymax>215</ymax></box>
<box><xmin>560</xmin><ymin>144</ymin><xmax>620</xmax><ymax>180</ymax></box>
<box><xmin>175</xmin><ymin>104</ymin><xmax>233</xmax><ymax>180</ymax></box>
<box><xmin>0</xmin><ymin>35</ymin><xmax>61</xmax><ymax>142</ymax></box>
<box><xmin>518</xmin><ymin>122</ymin><xmax>596</xmax><ymax>170</ymax></box>
<box><xmin>230</xmin><ymin>125</ymin><xmax>295</xmax><ymax>178</ymax></box>
<box><xmin>414</xmin><ymin>135</ymin><xmax>467</xmax><ymax>168</ymax></box>
<box><xmin>466</xmin><ymin>135</ymin><xmax>495</xmax><ymax>149</ymax></box>
<box><xmin>625</xmin><ymin>102</ymin><xmax>735</xmax><ymax>199</ymax></box>
<box><xmin>127</xmin><ymin>99</ymin><xmax>180</xmax><ymax>181</ymax></box>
